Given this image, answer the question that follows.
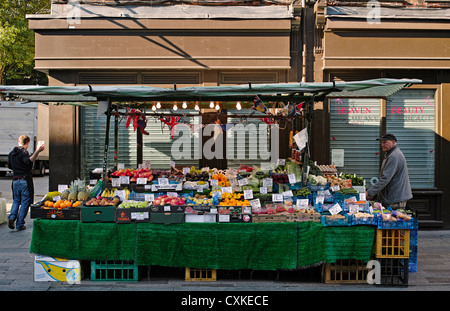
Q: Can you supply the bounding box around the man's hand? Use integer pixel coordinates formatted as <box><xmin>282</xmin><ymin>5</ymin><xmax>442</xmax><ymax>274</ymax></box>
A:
<box><xmin>365</xmin><ymin>191</ymin><xmax>373</xmax><ymax>201</ymax></box>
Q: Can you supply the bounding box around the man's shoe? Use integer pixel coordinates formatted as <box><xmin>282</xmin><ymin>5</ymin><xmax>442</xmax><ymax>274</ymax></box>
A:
<box><xmin>16</xmin><ymin>226</ymin><xmax>26</xmax><ymax>232</ymax></box>
<box><xmin>8</xmin><ymin>219</ymin><xmax>15</xmax><ymax>230</ymax></box>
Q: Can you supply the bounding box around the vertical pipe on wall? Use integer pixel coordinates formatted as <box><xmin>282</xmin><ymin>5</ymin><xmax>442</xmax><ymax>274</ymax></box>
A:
<box><xmin>102</xmin><ymin>98</ymin><xmax>112</xmax><ymax>186</ymax></box>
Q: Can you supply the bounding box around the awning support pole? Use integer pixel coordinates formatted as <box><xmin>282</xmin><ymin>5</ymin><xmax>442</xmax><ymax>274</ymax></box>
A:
<box><xmin>102</xmin><ymin>97</ymin><xmax>112</xmax><ymax>188</ymax></box>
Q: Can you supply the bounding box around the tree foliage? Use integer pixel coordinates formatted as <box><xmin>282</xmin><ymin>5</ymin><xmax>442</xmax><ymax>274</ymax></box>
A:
<box><xmin>0</xmin><ymin>0</ymin><xmax>50</xmax><ymax>85</ymax></box>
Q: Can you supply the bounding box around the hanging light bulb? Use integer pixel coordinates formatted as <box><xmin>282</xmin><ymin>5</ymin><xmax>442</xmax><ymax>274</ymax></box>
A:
<box><xmin>156</xmin><ymin>102</ymin><xmax>161</xmax><ymax>109</ymax></box>
<box><xmin>152</xmin><ymin>104</ymin><xmax>156</xmax><ymax>111</ymax></box>
<box><xmin>194</xmin><ymin>102</ymin><xmax>200</xmax><ymax>111</ymax></box>
<box><xmin>215</xmin><ymin>103</ymin><xmax>220</xmax><ymax>110</ymax></box>
<box><xmin>182</xmin><ymin>101</ymin><xmax>187</xmax><ymax>109</ymax></box>
<box><xmin>236</xmin><ymin>101</ymin><xmax>242</xmax><ymax>110</ymax></box>
<box><xmin>210</xmin><ymin>101</ymin><xmax>215</xmax><ymax>108</ymax></box>
<box><xmin>173</xmin><ymin>103</ymin><xmax>178</xmax><ymax>111</ymax></box>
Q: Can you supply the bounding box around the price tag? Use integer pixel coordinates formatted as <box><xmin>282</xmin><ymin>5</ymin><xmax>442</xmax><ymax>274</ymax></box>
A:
<box><xmin>115</xmin><ymin>190</ymin><xmax>126</xmax><ymax>201</ymax></box>
<box><xmin>218</xmin><ymin>214</ymin><xmax>230</xmax><ymax>223</ymax></box>
<box><xmin>138</xmin><ymin>164</ymin><xmax>144</xmax><ymax>169</ymax></box>
<box><xmin>249</xmin><ymin>199</ymin><xmax>261</xmax><ymax>210</ymax></box>
<box><xmin>144</xmin><ymin>194</ymin><xmax>155</xmax><ymax>202</ymax></box>
<box><xmin>244</xmin><ymin>189</ymin><xmax>253</xmax><ymax>200</ymax></box>
<box><xmin>315</xmin><ymin>196</ymin><xmax>325</xmax><ymax>205</ymax></box>
<box><xmin>349</xmin><ymin>204</ymin><xmax>359</xmax><ymax>214</ymax></box>
<box><xmin>119</xmin><ymin>176</ymin><xmax>130</xmax><ymax>185</ymax></box>
<box><xmin>288</xmin><ymin>174</ymin><xmax>296</xmax><ymax>184</ymax></box>
<box><xmin>283</xmin><ymin>190</ymin><xmax>294</xmax><ymax>197</ymax></box>
<box><xmin>331</xmin><ymin>185</ymin><xmax>340</xmax><ymax>192</ymax></box>
<box><xmin>329</xmin><ymin>203</ymin><xmax>342</xmax><ymax>215</ymax></box>
<box><xmin>229</xmin><ymin>178</ymin><xmax>238</xmax><ymax>186</ymax></box>
<box><xmin>317</xmin><ymin>190</ymin><xmax>331</xmax><ymax>196</ymax></box>
<box><xmin>210</xmin><ymin>179</ymin><xmax>219</xmax><ymax>186</ymax></box>
<box><xmin>262</xmin><ymin>178</ymin><xmax>273</xmax><ymax>187</ymax></box>
<box><xmin>347</xmin><ymin>196</ymin><xmax>357</xmax><ymax>202</ymax></box>
<box><xmin>260</xmin><ymin>187</ymin><xmax>268</xmax><ymax>194</ymax></box>
<box><xmin>222</xmin><ymin>187</ymin><xmax>232</xmax><ymax>193</ymax></box>
<box><xmin>164</xmin><ymin>205</ymin><xmax>171</xmax><ymax>212</ymax></box>
<box><xmin>90</xmin><ymin>180</ymin><xmax>97</xmax><ymax>185</ymax></box>
<box><xmin>53</xmin><ymin>195</ymin><xmax>61</xmax><ymax>202</ymax></box>
<box><xmin>170</xmin><ymin>160</ymin><xmax>175</xmax><ymax>168</ymax></box>
<box><xmin>238</xmin><ymin>178</ymin><xmax>248</xmax><ymax>186</ymax></box>
<box><xmin>117</xmin><ymin>163</ymin><xmax>125</xmax><ymax>170</ymax></box>
<box><xmin>144</xmin><ymin>185</ymin><xmax>152</xmax><ymax>190</ymax></box>
<box><xmin>183</xmin><ymin>167</ymin><xmax>190</xmax><ymax>175</ymax></box>
<box><xmin>167</xmin><ymin>192</ymin><xmax>178</xmax><ymax>197</ymax></box>
<box><xmin>112</xmin><ymin>178</ymin><xmax>121</xmax><ymax>187</ymax></box>
<box><xmin>297</xmin><ymin>199</ymin><xmax>309</xmax><ymax>208</ymax></box>
<box><xmin>58</xmin><ymin>185</ymin><xmax>68</xmax><ymax>193</ymax></box>
<box><xmin>272</xmin><ymin>194</ymin><xmax>283</xmax><ymax>202</ymax></box>
<box><xmin>145</xmin><ymin>161</ymin><xmax>151</xmax><ymax>169</ymax></box>
<box><xmin>277</xmin><ymin>159</ymin><xmax>285</xmax><ymax>166</ymax></box>
<box><xmin>158</xmin><ymin>178</ymin><xmax>169</xmax><ymax>187</ymax></box>
<box><xmin>136</xmin><ymin>178</ymin><xmax>147</xmax><ymax>185</ymax></box>
<box><xmin>202</xmin><ymin>167</ymin><xmax>209</xmax><ymax>172</ymax></box>
<box><xmin>359</xmin><ymin>193</ymin><xmax>366</xmax><ymax>201</ymax></box>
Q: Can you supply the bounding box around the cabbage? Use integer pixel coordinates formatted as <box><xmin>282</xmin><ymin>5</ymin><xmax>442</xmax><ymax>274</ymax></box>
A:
<box><xmin>286</xmin><ymin>161</ymin><xmax>302</xmax><ymax>182</ymax></box>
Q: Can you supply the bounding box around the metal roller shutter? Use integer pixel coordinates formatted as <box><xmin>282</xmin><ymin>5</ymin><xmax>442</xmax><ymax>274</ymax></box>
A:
<box><xmin>330</xmin><ymin>98</ymin><xmax>382</xmax><ymax>183</ymax></box>
<box><xmin>386</xmin><ymin>89</ymin><xmax>435</xmax><ymax>188</ymax></box>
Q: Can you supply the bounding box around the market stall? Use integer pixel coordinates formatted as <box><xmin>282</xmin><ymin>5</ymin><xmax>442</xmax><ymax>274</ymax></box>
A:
<box><xmin>1</xmin><ymin>79</ymin><xmax>420</xmax><ymax>285</ymax></box>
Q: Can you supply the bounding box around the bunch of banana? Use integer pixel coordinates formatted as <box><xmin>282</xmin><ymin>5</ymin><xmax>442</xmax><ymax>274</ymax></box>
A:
<box><xmin>101</xmin><ymin>188</ymin><xmax>112</xmax><ymax>197</ymax></box>
<box><xmin>44</xmin><ymin>191</ymin><xmax>61</xmax><ymax>201</ymax></box>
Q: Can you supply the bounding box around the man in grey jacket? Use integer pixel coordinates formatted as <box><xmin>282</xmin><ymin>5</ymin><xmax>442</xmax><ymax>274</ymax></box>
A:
<box><xmin>365</xmin><ymin>133</ymin><xmax>412</xmax><ymax>209</ymax></box>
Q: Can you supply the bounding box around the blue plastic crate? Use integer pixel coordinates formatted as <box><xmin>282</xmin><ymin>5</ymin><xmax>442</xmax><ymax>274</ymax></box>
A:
<box><xmin>314</xmin><ymin>202</ymin><xmax>335</xmax><ymax>213</ymax></box>
<box><xmin>321</xmin><ymin>213</ymin><xmax>351</xmax><ymax>227</ymax></box>
<box><xmin>307</xmin><ymin>183</ymin><xmax>330</xmax><ymax>192</ymax></box>
<box><xmin>409</xmin><ymin>245</ymin><xmax>417</xmax><ymax>272</ymax></box>
<box><xmin>343</xmin><ymin>201</ymin><xmax>370</xmax><ymax>213</ymax></box>
<box><xmin>333</xmin><ymin>192</ymin><xmax>359</xmax><ymax>204</ymax></box>
<box><xmin>376</xmin><ymin>215</ymin><xmax>417</xmax><ymax>229</ymax></box>
<box><xmin>350</xmin><ymin>214</ymin><xmax>378</xmax><ymax>226</ymax></box>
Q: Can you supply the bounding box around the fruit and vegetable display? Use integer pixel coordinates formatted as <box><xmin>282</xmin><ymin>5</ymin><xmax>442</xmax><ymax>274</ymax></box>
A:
<box><xmin>33</xmin><ymin>160</ymin><xmax>415</xmax><ymax>227</ymax></box>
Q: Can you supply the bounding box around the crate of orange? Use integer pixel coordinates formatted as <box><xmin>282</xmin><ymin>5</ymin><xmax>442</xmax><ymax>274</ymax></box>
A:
<box><xmin>30</xmin><ymin>199</ymin><xmax>82</xmax><ymax>220</ymax></box>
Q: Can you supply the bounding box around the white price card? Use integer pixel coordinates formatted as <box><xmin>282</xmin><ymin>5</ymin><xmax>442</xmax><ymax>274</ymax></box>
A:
<box><xmin>202</xmin><ymin>167</ymin><xmax>210</xmax><ymax>172</ymax></box>
<box><xmin>136</xmin><ymin>178</ymin><xmax>147</xmax><ymax>185</ymax></box>
<box><xmin>272</xmin><ymin>194</ymin><xmax>283</xmax><ymax>202</ymax></box>
<box><xmin>144</xmin><ymin>194</ymin><xmax>155</xmax><ymax>202</ymax></box>
<box><xmin>317</xmin><ymin>190</ymin><xmax>331</xmax><ymax>196</ymax></box>
<box><xmin>348</xmin><ymin>204</ymin><xmax>359</xmax><ymax>214</ymax></box>
<box><xmin>277</xmin><ymin>159</ymin><xmax>285</xmax><ymax>166</ymax></box>
<box><xmin>249</xmin><ymin>199</ymin><xmax>261</xmax><ymax>209</ymax></box>
<box><xmin>138</xmin><ymin>163</ymin><xmax>143</xmax><ymax>169</ymax></box>
<box><xmin>144</xmin><ymin>185</ymin><xmax>152</xmax><ymax>190</ymax></box>
<box><xmin>297</xmin><ymin>199</ymin><xmax>309</xmax><ymax>208</ymax></box>
<box><xmin>115</xmin><ymin>190</ymin><xmax>126</xmax><ymax>201</ymax></box>
<box><xmin>262</xmin><ymin>178</ymin><xmax>273</xmax><ymax>187</ymax></box>
<box><xmin>260</xmin><ymin>187</ymin><xmax>268</xmax><ymax>194</ymax></box>
<box><xmin>170</xmin><ymin>160</ymin><xmax>175</xmax><ymax>168</ymax></box>
<box><xmin>112</xmin><ymin>178</ymin><xmax>121</xmax><ymax>187</ymax></box>
<box><xmin>210</xmin><ymin>179</ymin><xmax>219</xmax><ymax>186</ymax></box>
<box><xmin>158</xmin><ymin>178</ymin><xmax>169</xmax><ymax>186</ymax></box>
<box><xmin>222</xmin><ymin>187</ymin><xmax>232</xmax><ymax>193</ymax></box>
<box><xmin>331</xmin><ymin>185</ymin><xmax>340</xmax><ymax>192</ymax></box>
<box><xmin>167</xmin><ymin>192</ymin><xmax>178</xmax><ymax>197</ymax></box>
<box><xmin>119</xmin><ymin>176</ymin><xmax>130</xmax><ymax>185</ymax></box>
<box><xmin>90</xmin><ymin>179</ymin><xmax>97</xmax><ymax>185</ymax></box>
<box><xmin>58</xmin><ymin>184</ymin><xmax>68</xmax><ymax>193</ymax></box>
<box><xmin>229</xmin><ymin>178</ymin><xmax>238</xmax><ymax>186</ymax></box>
<box><xmin>238</xmin><ymin>178</ymin><xmax>248</xmax><ymax>186</ymax></box>
<box><xmin>359</xmin><ymin>193</ymin><xmax>366</xmax><ymax>201</ymax></box>
<box><xmin>315</xmin><ymin>196</ymin><xmax>325</xmax><ymax>205</ymax></box>
<box><xmin>183</xmin><ymin>167</ymin><xmax>190</xmax><ymax>175</ymax></box>
<box><xmin>244</xmin><ymin>189</ymin><xmax>253</xmax><ymax>200</ymax></box>
<box><xmin>53</xmin><ymin>196</ymin><xmax>61</xmax><ymax>202</ymax></box>
<box><xmin>288</xmin><ymin>174</ymin><xmax>296</xmax><ymax>184</ymax></box>
<box><xmin>145</xmin><ymin>161</ymin><xmax>151</xmax><ymax>169</ymax></box>
<box><xmin>329</xmin><ymin>203</ymin><xmax>342</xmax><ymax>215</ymax></box>
<box><xmin>117</xmin><ymin>163</ymin><xmax>125</xmax><ymax>170</ymax></box>
<box><xmin>283</xmin><ymin>190</ymin><xmax>294</xmax><ymax>197</ymax></box>
<box><xmin>164</xmin><ymin>205</ymin><xmax>171</xmax><ymax>212</ymax></box>
<box><xmin>347</xmin><ymin>196</ymin><xmax>357</xmax><ymax>202</ymax></box>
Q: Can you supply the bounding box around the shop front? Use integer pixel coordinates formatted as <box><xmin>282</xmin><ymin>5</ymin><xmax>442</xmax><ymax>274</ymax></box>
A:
<box><xmin>311</xmin><ymin>4</ymin><xmax>450</xmax><ymax>228</ymax></box>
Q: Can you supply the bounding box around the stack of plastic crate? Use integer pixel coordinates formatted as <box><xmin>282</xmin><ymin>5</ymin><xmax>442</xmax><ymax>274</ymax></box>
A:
<box><xmin>409</xmin><ymin>220</ymin><xmax>418</xmax><ymax>272</ymax></box>
<box><xmin>373</xmin><ymin>223</ymin><xmax>411</xmax><ymax>286</ymax></box>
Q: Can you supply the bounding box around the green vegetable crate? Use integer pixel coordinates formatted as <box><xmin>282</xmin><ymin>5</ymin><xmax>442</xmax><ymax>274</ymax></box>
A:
<box><xmin>81</xmin><ymin>206</ymin><xmax>115</xmax><ymax>223</ymax></box>
<box><xmin>90</xmin><ymin>260</ymin><xmax>139</xmax><ymax>282</ymax></box>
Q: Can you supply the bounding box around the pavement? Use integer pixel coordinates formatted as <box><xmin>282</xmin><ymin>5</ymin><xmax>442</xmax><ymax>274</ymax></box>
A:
<box><xmin>1</xmin><ymin>173</ymin><xmax>450</xmax><ymax>301</ymax></box>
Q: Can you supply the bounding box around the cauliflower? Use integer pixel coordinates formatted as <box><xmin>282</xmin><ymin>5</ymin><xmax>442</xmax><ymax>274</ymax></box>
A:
<box><xmin>307</xmin><ymin>175</ymin><xmax>328</xmax><ymax>186</ymax></box>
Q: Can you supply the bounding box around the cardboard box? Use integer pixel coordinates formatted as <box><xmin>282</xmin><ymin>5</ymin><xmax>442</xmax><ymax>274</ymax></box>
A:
<box><xmin>34</xmin><ymin>255</ymin><xmax>81</xmax><ymax>283</ymax></box>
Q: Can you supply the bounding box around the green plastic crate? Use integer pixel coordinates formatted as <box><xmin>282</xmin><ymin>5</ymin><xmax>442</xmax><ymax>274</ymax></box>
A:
<box><xmin>90</xmin><ymin>260</ymin><xmax>139</xmax><ymax>282</ymax></box>
<box><xmin>81</xmin><ymin>206</ymin><xmax>115</xmax><ymax>223</ymax></box>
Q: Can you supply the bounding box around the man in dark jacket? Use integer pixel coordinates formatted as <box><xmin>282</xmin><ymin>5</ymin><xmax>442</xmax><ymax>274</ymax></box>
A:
<box><xmin>7</xmin><ymin>135</ymin><xmax>45</xmax><ymax>231</ymax></box>
<box><xmin>366</xmin><ymin>133</ymin><xmax>413</xmax><ymax>209</ymax></box>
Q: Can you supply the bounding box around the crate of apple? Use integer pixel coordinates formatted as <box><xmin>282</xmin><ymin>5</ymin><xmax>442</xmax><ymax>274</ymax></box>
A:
<box><xmin>153</xmin><ymin>195</ymin><xmax>186</xmax><ymax>206</ymax></box>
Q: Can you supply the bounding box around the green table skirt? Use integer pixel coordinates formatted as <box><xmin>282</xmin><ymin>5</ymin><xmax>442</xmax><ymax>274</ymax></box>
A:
<box><xmin>30</xmin><ymin>219</ymin><xmax>376</xmax><ymax>270</ymax></box>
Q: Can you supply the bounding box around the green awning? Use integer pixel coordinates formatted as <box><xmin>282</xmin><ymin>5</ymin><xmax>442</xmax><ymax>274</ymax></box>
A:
<box><xmin>0</xmin><ymin>78</ymin><xmax>421</xmax><ymax>105</ymax></box>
